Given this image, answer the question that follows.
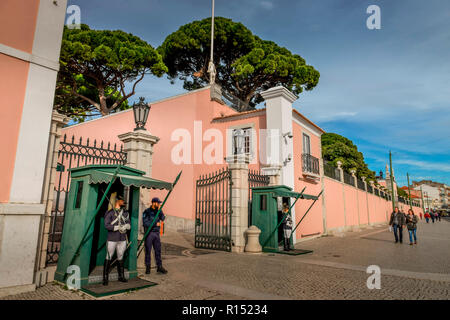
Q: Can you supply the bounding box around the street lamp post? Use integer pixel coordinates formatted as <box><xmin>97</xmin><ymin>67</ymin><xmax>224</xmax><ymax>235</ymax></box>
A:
<box><xmin>133</xmin><ymin>97</ymin><xmax>151</xmax><ymax>131</ymax></box>
<box><xmin>407</xmin><ymin>173</ymin><xmax>412</xmax><ymax>211</ymax></box>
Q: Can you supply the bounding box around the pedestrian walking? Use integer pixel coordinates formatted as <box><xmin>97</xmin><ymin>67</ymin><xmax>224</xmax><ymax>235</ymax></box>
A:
<box><xmin>281</xmin><ymin>204</ymin><xmax>293</xmax><ymax>251</ymax></box>
<box><xmin>406</xmin><ymin>209</ymin><xmax>418</xmax><ymax>245</ymax></box>
<box><xmin>424</xmin><ymin>211</ymin><xmax>430</xmax><ymax>223</ymax></box>
<box><xmin>143</xmin><ymin>197</ymin><xmax>168</xmax><ymax>275</ymax></box>
<box><xmin>389</xmin><ymin>207</ymin><xmax>406</xmax><ymax>243</ymax></box>
<box><xmin>438</xmin><ymin>211</ymin><xmax>442</xmax><ymax>222</ymax></box>
<box><xmin>419</xmin><ymin>212</ymin><xmax>423</xmax><ymax>220</ymax></box>
<box><xmin>431</xmin><ymin>210</ymin><xmax>435</xmax><ymax>223</ymax></box>
<box><xmin>103</xmin><ymin>195</ymin><xmax>130</xmax><ymax>285</ymax></box>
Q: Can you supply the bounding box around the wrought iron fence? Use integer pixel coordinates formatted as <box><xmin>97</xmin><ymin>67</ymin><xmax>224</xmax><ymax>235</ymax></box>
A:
<box><xmin>374</xmin><ymin>188</ymin><xmax>380</xmax><ymax>196</ymax></box>
<box><xmin>357</xmin><ymin>178</ymin><xmax>365</xmax><ymax>190</ymax></box>
<box><xmin>343</xmin><ymin>171</ymin><xmax>355</xmax><ymax>186</ymax></box>
<box><xmin>302</xmin><ymin>153</ymin><xmax>320</xmax><ymax>175</ymax></box>
<box><xmin>46</xmin><ymin>135</ymin><xmax>127</xmax><ymax>265</ymax></box>
<box><xmin>367</xmin><ymin>184</ymin><xmax>373</xmax><ymax>194</ymax></box>
<box><xmin>248</xmin><ymin>170</ymin><xmax>270</xmax><ymax>226</ymax></box>
<box><xmin>195</xmin><ymin>168</ymin><xmax>233</xmax><ymax>252</ymax></box>
<box><xmin>323</xmin><ymin>161</ymin><xmax>341</xmax><ymax>181</ymax></box>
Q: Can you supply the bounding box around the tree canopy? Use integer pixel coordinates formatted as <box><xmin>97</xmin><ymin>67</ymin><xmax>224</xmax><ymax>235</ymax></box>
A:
<box><xmin>158</xmin><ymin>17</ymin><xmax>320</xmax><ymax>111</ymax></box>
<box><xmin>321</xmin><ymin>133</ymin><xmax>377</xmax><ymax>182</ymax></box>
<box><xmin>55</xmin><ymin>24</ymin><xmax>167</xmax><ymax>119</ymax></box>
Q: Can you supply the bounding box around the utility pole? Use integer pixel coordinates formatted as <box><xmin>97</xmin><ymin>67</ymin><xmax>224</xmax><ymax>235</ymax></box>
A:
<box><xmin>389</xmin><ymin>151</ymin><xmax>396</xmax><ymax>211</ymax></box>
<box><xmin>420</xmin><ymin>185</ymin><xmax>425</xmax><ymax>214</ymax></box>
<box><xmin>407</xmin><ymin>172</ymin><xmax>412</xmax><ymax>210</ymax></box>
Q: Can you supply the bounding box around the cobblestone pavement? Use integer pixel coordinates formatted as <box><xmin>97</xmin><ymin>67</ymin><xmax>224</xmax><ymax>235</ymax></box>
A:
<box><xmin>2</xmin><ymin>218</ymin><xmax>450</xmax><ymax>300</ymax></box>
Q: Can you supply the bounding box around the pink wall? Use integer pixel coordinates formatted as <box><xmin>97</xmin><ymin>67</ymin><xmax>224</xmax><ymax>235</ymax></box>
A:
<box><xmin>323</xmin><ymin>178</ymin><xmax>345</xmax><ymax>230</ymax></box>
<box><xmin>0</xmin><ymin>55</ymin><xmax>30</xmax><ymax>202</ymax></box>
<box><xmin>323</xmin><ymin>176</ymin><xmax>398</xmax><ymax>232</ymax></box>
<box><xmin>344</xmin><ymin>184</ymin><xmax>359</xmax><ymax>226</ymax></box>
<box><xmin>0</xmin><ymin>0</ymin><xmax>40</xmax><ymax>53</ymax></box>
<box><xmin>357</xmin><ymin>189</ymin><xmax>369</xmax><ymax>225</ymax></box>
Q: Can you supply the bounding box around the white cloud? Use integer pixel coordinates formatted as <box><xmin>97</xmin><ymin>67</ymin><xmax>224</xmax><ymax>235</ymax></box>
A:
<box><xmin>395</xmin><ymin>159</ymin><xmax>450</xmax><ymax>173</ymax></box>
<box><xmin>260</xmin><ymin>1</ymin><xmax>274</xmax><ymax>10</ymax></box>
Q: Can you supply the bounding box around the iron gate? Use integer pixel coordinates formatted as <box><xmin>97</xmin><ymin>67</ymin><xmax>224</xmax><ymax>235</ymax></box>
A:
<box><xmin>195</xmin><ymin>168</ymin><xmax>232</xmax><ymax>252</ymax></box>
<box><xmin>248</xmin><ymin>170</ymin><xmax>270</xmax><ymax>226</ymax></box>
<box><xmin>46</xmin><ymin>135</ymin><xmax>127</xmax><ymax>265</ymax></box>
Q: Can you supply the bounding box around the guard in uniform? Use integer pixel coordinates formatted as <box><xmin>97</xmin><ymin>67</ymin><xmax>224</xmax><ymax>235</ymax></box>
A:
<box><xmin>143</xmin><ymin>197</ymin><xmax>168</xmax><ymax>274</ymax></box>
<box><xmin>282</xmin><ymin>204</ymin><xmax>293</xmax><ymax>251</ymax></box>
<box><xmin>103</xmin><ymin>195</ymin><xmax>130</xmax><ymax>285</ymax></box>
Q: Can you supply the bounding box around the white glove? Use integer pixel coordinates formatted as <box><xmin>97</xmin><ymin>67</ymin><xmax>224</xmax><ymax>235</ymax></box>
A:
<box><xmin>118</xmin><ymin>225</ymin><xmax>127</xmax><ymax>234</ymax></box>
<box><xmin>114</xmin><ymin>225</ymin><xmax>119</xmax><ymax>231</ymax></box>
<box><xmin>124</xmin><ymin>224</ymin><xmax>131</xmax><ymax>230</ymax></box>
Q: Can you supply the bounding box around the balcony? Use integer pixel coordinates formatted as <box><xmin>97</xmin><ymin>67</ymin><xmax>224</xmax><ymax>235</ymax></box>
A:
<box><xmin>302</xmin><ymin>153</ymin><xmax>320</xmax><ymax>179</ymax></box>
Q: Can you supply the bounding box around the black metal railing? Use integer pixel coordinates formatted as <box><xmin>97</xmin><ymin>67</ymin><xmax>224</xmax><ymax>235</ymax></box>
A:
<box><xmin>343</xmin><ymin>171</ymin><xmax>355</xmax><ymax>186</ymax></box>
<box><xmin>46</xmin><ymin>135</ymin><xmax>127</xmax><ymax>265</ymax></box>
<box><xmin>374</xmin><ymin>188</ymin><xmax>380</xmax><ymax>196</ymax></box>
<box><xmin>302</xmin><ymin>153</ymin><xmax>320</xmax><ymax>175</ymax></box>
<box><xmin>324</xmin><ymin>161</ymin><xmax>341</xmax><ymax>181</ymax></box>
<box><xmin>248</xmin><ymin>170</ymin><xmax>270</xmax><ymax>226</ymax></box>
<box><xmin>367</xmin><ymin>184</ymin><xmax>373</xmax><ymax>194</ymax></box>
<box><xmin>195</xmin><ymin>168</ymin><xmax>233</xmax><ymax>252</ymax></box>
<box><xmin>357</xmin><ymin>178</ymin><xmax>365</xmax><ymax>190</ymax></box>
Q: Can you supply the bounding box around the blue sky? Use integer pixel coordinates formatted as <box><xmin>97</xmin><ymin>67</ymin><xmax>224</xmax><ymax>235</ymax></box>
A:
<box><xmin>67</xmin><ymin>0</ymin><xmax>450</xmax><ymax>186</ymax></box>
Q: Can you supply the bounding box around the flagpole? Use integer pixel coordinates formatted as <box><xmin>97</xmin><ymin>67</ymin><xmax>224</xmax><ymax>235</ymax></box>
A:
<box><xmin>210</xmin><ymin>0</ymin><xmax>215</xmax><ymax>63</ymax></box>
<box><xmin>208</xmin><ymin>0</ymin><xmax>216</xmax><ymax>84</ymax></box>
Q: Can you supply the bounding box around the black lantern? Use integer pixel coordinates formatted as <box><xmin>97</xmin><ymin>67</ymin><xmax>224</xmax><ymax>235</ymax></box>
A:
<box><xmin>133</xmin><ymin>97</ymin><xmax>150</xmax><ymax>131</ymax></box>
<box><xmin>233</xmin><ymin>128</ymin><xmax>245</xmax><ymax>155</ymax></box>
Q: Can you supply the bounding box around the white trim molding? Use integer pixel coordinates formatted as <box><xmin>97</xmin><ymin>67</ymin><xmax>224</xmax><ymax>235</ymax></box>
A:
<box><xmin>0</xmin><ymin>44</ymin><xmax>59</xmax><ymax>72</ymax></box>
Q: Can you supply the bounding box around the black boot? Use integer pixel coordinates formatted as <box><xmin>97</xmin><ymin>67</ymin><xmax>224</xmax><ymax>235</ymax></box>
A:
<box><xmin>283</xmin><ymin>238</ymin><xmax>289</xmax><ymax>251</ymax></box>
<box><xmin>103</xmin><ymin>259</ymin><xmax>110</xmax><ymax>286</ymax></box>
<box><xmin>145</xmin><ymin>265</ymin><xmax>151</xmax><ymax>274</ymax></box>
<box><xmin>157</xmin><ymin>265</ymin><xmax>168</xmax><ymax>274</ymax></box>
<box><xmin>117</xmin><ymin>260</ymin><xmax>127</xmax><ymax>282</ymax></box>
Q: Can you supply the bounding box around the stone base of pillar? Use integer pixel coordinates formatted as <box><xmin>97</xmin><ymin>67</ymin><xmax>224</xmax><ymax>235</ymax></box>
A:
<box><xmin>261</xmin><ymin>165</ymin><xmax>282</xmax><ymax>186</ymax></box>
<box><xmin>244</xmin><ymin>226</ymin><xmax>262</xmax><ymax>254</ymax></box>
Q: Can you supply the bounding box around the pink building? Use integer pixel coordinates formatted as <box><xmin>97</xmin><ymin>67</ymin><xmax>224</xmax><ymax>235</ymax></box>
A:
<box><xmin>0</xmin><ymin>0</ymin><xmax>67</xmax><ymax>295</ymax></box>
<box><xmin>62</xmin><ymin>85</ymin><xmax>397</xmax><ymax>250</ymax></box>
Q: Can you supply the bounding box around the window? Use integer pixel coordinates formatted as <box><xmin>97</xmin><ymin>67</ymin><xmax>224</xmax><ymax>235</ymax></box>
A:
<box><xmin>302</xmin><ymin>133</ymin><xmax>311</xmax><ymax>155</ymax></box>
<box><xmin>260</xmin><ymin>195</ymin><xmax>267</xmax><ymax>211</ymax></box>
<box><xmin>74</xmin><ymin>181</ymin><xmax>84</xmax><ymax>209</ymax></box>
<box><xmin>232</xmin><ymin>127</ymin><xmax>252</xmax><ymax>155</ymax></box>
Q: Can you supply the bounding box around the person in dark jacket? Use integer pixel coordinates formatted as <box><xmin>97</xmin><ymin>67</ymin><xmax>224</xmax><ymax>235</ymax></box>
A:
<box><xmin>143</xmin><ymin>197</ymin><xmax>167</xmax><ymax>274</ymax></box>
<box><xmin>389</xmin><ymin>207</ymin><xmax>406</xmax><ymax>243</ymax></box>
<box><xmin>406</xmin><ymin>209</ymin><xmax>418</xmax><ymax>245</ymax></box>
<box><xmin>103</xmin><ymin>195</ymin><xmax>130</xmax><ymax>285</ymax></box>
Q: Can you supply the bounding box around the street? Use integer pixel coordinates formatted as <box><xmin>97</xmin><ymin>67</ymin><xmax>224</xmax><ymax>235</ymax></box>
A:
<box><xmin>2</xmin><ymin>218</ymin><xmax>449</xmax><ymax>300</ymax></box>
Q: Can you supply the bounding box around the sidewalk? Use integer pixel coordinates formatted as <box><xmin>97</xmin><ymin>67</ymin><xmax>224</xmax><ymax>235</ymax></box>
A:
<box><xmin>2</xmin><ymin>218</ymin><xmax>450</xmax><ymax>300</ymax></box>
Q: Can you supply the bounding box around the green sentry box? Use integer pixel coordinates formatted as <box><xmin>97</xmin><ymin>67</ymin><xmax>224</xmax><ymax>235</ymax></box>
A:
<box><xmin>251</xmin><ymin>185</ymin><xmax>294</xmax><ymax>253</ymax></box>
<box><xmin>55</xmin><ymin>165</ymin><xmax>172</xmax><ymax>287</ymax></box>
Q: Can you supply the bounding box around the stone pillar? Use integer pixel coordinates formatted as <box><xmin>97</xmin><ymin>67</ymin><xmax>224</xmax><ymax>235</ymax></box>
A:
<box><xmin>210</xmin><ymin>83</ymin><xmax>223</xmax><ymax>104</ymax></box>
<box><xmin>350</xmin><ymin>169</ymin><xmax>357</xmax><ymax>187</ymax></box>
<box><xmin>118</xmin><ymin>130</ymin><xmax>160</xmax><ymax>269</ymax></box>
<box><xmin>35</xmin><ymin>111</ymin><xmax>69</xmax><ymax>286</ymax></box>
<box><xmin>261</xmin><ymin>165</ymin><xmax>282</xmax><ymax>186</ymax></box>
<box><xmin>336</xmin><ymin>161</ymin><xmax>344</xmax><ymax>183</ymax></box>
<box><xmin>361</xmin><ymin>176</ymin><xmax>367</xmax><ymax>191</ymax></box>
<box><xmin>225</xmin><ymin>154</ymin><xmax>250</xmax><ymax>253</ymax></box>
<box><xmin>350</xmin><ymin>169</ymin><xmax>360</xmax><ymax>227</ymax></box>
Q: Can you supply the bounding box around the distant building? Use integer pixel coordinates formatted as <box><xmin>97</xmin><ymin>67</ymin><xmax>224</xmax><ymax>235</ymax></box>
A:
<box><xmin>412</xmin><ymin>180</ymin><xmax>449</xmax><ymax>210</ymax></box>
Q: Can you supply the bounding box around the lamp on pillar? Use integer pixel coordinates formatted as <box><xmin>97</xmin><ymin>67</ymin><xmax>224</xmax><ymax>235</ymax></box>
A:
<box><xmin>133</xmin><ymin>97</ymin><xmax>150</xmax><ymax>131</ymax></box>
<box><xmin>233</xmin><ymin>129</ymin><xmax>245</xmax><ymax>155</ymax></box>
